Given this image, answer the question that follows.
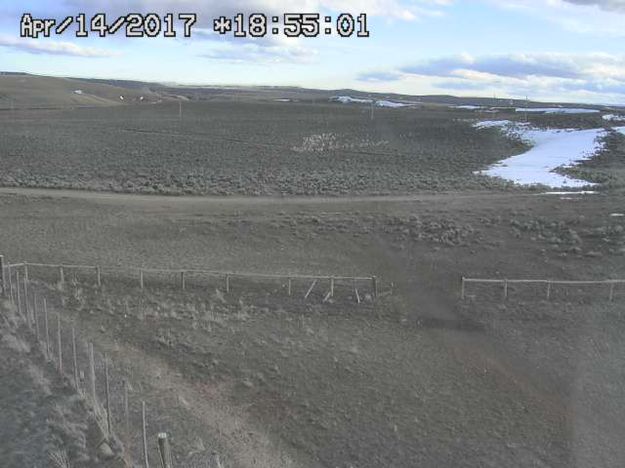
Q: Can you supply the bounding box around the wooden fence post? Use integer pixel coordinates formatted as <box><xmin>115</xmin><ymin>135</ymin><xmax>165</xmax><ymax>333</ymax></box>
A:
<box><xmin>304</xmin><ymin>280</ymin><xmax>317</xmax><ymax>299</ymax></box>
<box><xmin>104</xmin><ymin>353</ymin><xmax>112</xmax><ymax>437</ymax></box>
<box><xmin>23</xmin><ymin>262</ymin><xmax>28</xmax><ymax>281</ymax></box>
<box><xmin>59</xmin><ymin>266</ymin><xmax>65</xmax><ymax>285</ymax></box>
<box><xmin>16</xmin><ymin>271</ymin><xmax>22</xmax><ymax>319</ymax></box>
<box><xmin>140</xmin><ymin>270</ymin><xmax>144</xmax><ymax>290</ymax></box>
<box><xmin>461</xmin><ymin>277</ymin><xmax>465</xmax><ymax>300</ymax></box>
<box><xmin>0</xmin><ymin>255</ymin><xmax>5</xmax><ymax>297</ymax></box>
<box><xmin>142</xmin><ymin>401</ymin><xmax>150</xmax><ymax>468</ymax></box>
<box><xmin>503</xmin><ymin>280</ymin><xmax>508</xmax><ymax>301</ymax></box>
<box><xmin>34</xmin><ymin>295</ymin><xmax>40</xmax><ymax>342</ymax></box>
<box><xmin>546</xmin><ymin>281</ymin><xmax>552</xmax><ymax>300</ymax></box>
<box><xmin>8</xmin><ymin>264</ymin><xmax>13</xmax><ymax>303</ymax></box>
<box><xmin>44</xmin><ymin>298</ymin><xmax>50</xmax><ymax>359</ymax></box>
<box><xmin>89</xmin><ymin>343</ymin><xmax>97</xmax><ymax>407</ymax></box>
<box><xmin>157</xmin><ymin>433</ymin><xmax>173</xmax><ymax>468</ymax></box>
<box><xmin>180</xmin><ymin>271</ymin><xmax>185</xmax><ymax>291</ymax></box>
<box><xmin>225</xmin><ymin>274</ymin><xmax>230</xmax><ymax>293</ymax></box>
<box><xmin>609</xmin><ymin>282</ymin><xmax>615</xmax><ymax>302</ymax></box>
<box><xmin>329</xmin><ymin>277</ymin><xmax>334</xmax><ymax>298</ymax></box>
<box><xmin>354</xmin><ymin>279</ymin><xmax>361</xmax><ymax>304</ymax></box>
<box><xmin>23</xmin><ymin>275</ymin><xmax>31</xmax><ymax>329</ymax></box>
<box><xmin>57</xmin><ymin>314</ymin><xmax>63</xmax><ymax>374</ymax></box>
<box><xmin>72</xmin><ymin>327</ymin><xmax>79</xmax><ymax>391</ymax></box>
<box><xmin>371</xmin><ymin>276</ymin><xmax>378</xmax><ymax>298</ymax></box>
<box><xmin>287</xmin><ymin>278</ymin><xmax>292</xmax><ymax>296</ymax></box>
<box><xmin>123</xmin><ymin>379</ymin><xmax>129</xmax><ymax>434</ymax></box>
<box><xmin>96</xmin><ymin>266</ymin><xmax>102</xmax><ymax>287</ymax></box>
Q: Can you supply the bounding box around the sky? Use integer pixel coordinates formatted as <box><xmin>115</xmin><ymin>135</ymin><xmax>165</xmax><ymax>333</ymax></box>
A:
<box><xmin>1</xmin><ymin>0</ymin><xmax>625</xmax><ymax>104</ymax></box>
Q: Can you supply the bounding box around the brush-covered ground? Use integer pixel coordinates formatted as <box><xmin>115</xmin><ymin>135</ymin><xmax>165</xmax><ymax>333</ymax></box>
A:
<box><xmin>0</xmin><ymin>299</ymin><xmax>126</xmax><ymax>468</ymax></box>
<box><xmin>0</xmin><ymin>101</ymin><xmax>534</xmax><ymax>196</ymax></box>
<box><xmin>2</xmin><ymin>189</ymin><xmax>625</xmax><ymax>467</ymax></box>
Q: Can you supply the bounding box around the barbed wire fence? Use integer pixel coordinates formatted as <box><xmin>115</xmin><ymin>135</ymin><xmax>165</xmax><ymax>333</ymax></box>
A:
<box><xmin>0</xmin><ymin>253</ymin><xmax>385</xmax><ymax>467</ymax></box>
<box><xmin>461</xmin><ymin>276</ymin><xmax>624</xmax><ymax>302</ymax></box>
<box><xmin>1</xmin><ymin>254</ymin><xmax>229</xmax><ymax>468</ymax></box>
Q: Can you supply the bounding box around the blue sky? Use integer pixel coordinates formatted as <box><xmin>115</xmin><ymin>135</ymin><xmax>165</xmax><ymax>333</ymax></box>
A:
<box><xmin>1</xmin><ymin>0</ymin><xmax>625</xmax><ymax>104</ymax></box>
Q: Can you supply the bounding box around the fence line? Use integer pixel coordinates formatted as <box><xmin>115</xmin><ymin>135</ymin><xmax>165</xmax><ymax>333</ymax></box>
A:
<box><xmin>1</xmin><ymin>267</ymin><xmax>196</xmax><ymax>467</ymax></box>
<box><xmin>461</xmin><ymin>276</ymin><xmax>625</xmax><ymax>301</ymax></box>
<box><xmin>2</xmin><ymin>256</ymin><xmax>380</xmax><ymax>301</ymax></box>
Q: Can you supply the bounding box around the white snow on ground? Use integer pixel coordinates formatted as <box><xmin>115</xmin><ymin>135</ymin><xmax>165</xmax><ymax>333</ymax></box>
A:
<box><xmin>376</xmin><ymin>100</ymin><xmax>408</xmax><ymax>108</ymax></box>
<box><xmin>603</xmin><ymin>114</ymin><xmax>625</xmax><ymax>122</ymax></box>
<box><xmin>473</xmin><ymin>120</ymin><xmax>515</xmax><ymax>129</ymax></box>
<box><xmin>474</xmin><ymin>121</ymin><xmax>607</xmax><ymax>188</ymax></box>
<box><xmin>332</xmin><ymin>96</ymin><xmax>372</xmax><ymax>104</ymax></box>
<box><xmin>332</xmin><ymin>96</ymin><xmax>413</xmax><ymax>108</ymax></box>
<box><xmin>274</xmin><ymin>98</ymin><xmax>291</xmax><ymax>102</ymax></box>
<box><xmin>615</xmin><ymin>126</ymin><xmax>625</xmax><ymax>136</ymax></box>
<box><xmin>455</xmin><ymin>105</ymin><xmax>483</xmax><ymax>110</ymax></box>
<box><xmin>515</xmin><ymin>107</ymin><xmax>599</xmax><ymax>114</ymax></box>
<box><xmin>541</xmin><ymin>191</ymin><xmax>597</xmax><ymax>195</ymax></box>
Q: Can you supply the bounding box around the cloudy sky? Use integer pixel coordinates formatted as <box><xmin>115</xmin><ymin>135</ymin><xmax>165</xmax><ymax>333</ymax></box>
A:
<box><xmin>1</xmin><ymin>0</ymin><xmax>624</xmax><ymax>104</ymax></box>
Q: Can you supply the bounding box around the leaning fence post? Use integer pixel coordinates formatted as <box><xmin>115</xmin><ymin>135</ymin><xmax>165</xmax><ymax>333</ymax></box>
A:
<box><xmin>304</xmin><ymin>279</ymin><xmax>317</xmax><ymax>299</ymax></box>
<box><xmin>57</xmin><ymin>314</ymin><xmax>63</xmax><ymax>374</ymax></box>
<box><xmin>142</xmin><ymin>401</ymin><xmax>150</xmax><ymax>468</ymax></box>
<box><xmin>44</xmin><ymin>298</ymin><xmax>50</xmax><ymax>359</ymax></box>
<box><xmin>89</xmin><ymin>342</ymin><xmax>97</xmax><ymax>407</ymax></box>
<box><xmin>329</xmin><ymin>277</ymin><xmax>334</xmax><ymax>298</ymax></box>
<box><xmin>72</xmin><ymin>327</ymin><xmax>79</xmax><ymax>391</ymax></box>
<box><xmin>0</xmin><ymin>254</ymin><xmax>5</xmax><ymax>297</ymax></box>
<box><xmin>157</xmin><ymin>433</ymin><xmax>173</xmax><ymax>468</ymax></box>
<box><xmin>104</xmin><ymin>353</ymin><xmax>112</xmax><ymax>437</ymax></box>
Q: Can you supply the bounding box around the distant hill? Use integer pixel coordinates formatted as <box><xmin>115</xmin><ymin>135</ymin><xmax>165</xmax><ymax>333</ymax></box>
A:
<box><xmin>0</xmin><ymin>72</ymin><xmax>617</xmax><ymax>111</ymax></box>
<box><xmin>0</xmin><ymin>73</ymin><xmax>161</xmax><ymax>109</ymax></box>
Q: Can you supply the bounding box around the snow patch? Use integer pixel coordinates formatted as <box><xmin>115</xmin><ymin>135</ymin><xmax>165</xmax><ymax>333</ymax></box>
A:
<box><xmin>474</xmin><ymin>120</ymin><xmax>606</xmax><ymax>188</ymax></box>
<box><xmin>603</xmin><ymin>114</ymin><xmax>625</xmax><ymax>122</ymax></box>
<box><xmin>332</xmin><ymin>95</ymin><xmax>372</xmax><ymax>104</ymax></box>
<box><xmin>376</xmin><ymin>100</ymin><xmax>408</xmax><ymax>108</ymax></box>
<box><xmin>515</xmin><ymin>107</ymin><xmax>599</xmax><ymax>114</ymax></box>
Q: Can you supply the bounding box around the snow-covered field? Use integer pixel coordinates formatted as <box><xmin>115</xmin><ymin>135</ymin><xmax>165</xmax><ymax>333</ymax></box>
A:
<box><xmin>474</xmin><ymin>120</ymin><xmax>608</xmax><ymax>188</ymax></box>
<box><xmin>514</xmin><ymin>107</ymin><xmax>599</xmax><ymax>114</ymax></box>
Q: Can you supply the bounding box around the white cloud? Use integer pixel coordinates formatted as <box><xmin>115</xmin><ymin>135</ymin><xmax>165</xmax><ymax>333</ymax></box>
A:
<box><xmin>55</xmin><ymin>0</ymin><xmax>449</xmax><ymax>23</ymax></box>
<box><xmin>0</xmin><ymin>35</ymin><xmax>118</xmax><ymax>57</ymax></box>
<box><xmin>488</xmin><ymin>0</ymin><xmax>625</xmax><ymax>37</ymax></box>
<box><xmin>358</xmin><ymin>52</ymin><xmax>625</xmax><ymax>103</ymax></box>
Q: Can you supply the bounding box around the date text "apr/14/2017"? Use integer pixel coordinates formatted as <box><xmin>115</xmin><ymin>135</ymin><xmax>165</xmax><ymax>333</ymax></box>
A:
<box><xmin>19</xmin><ymin>12</ymin><xmax>370</xmax><ymax>39</ymax></box>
